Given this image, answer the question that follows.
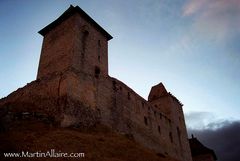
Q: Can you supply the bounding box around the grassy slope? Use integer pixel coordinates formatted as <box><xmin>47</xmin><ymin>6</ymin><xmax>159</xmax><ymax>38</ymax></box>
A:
<box><xmin>0</xmin><ymin>120</ymin><xmax>179</xmax><ymax>161</ymax></box>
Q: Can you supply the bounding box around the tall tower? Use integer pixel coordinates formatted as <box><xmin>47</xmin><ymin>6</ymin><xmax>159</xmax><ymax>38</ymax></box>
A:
<box><xmin>37</xmin><ymin>5</ymin><xmax>112</xmax><ymax>79</ymax></box>
<box><xmin>148</xmin><ymin>83</ymin><xmax>192</xmax><ymax>161</ymax></box>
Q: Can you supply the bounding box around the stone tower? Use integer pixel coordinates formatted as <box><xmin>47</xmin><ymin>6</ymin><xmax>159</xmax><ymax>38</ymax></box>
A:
<box><xmin>36</xmin><ymin>5</ymin><xmax>113</xmax><ymax>127</ymax></box>
<box><xmin>37</xmin><ymin>5</ymin><xmax>112</xmax><ymax>79</ymax></box>
<box><xmin>148</xmin><ymin>83</ymin><xmax>192</xmax><ymax>161</ymax></box>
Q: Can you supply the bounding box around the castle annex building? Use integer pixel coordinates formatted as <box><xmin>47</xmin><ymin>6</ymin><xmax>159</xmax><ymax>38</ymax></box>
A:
<box><xmin>0</xmin><ymin>6</ymin><xmax>192</xmax><ymax>161</ymax></box>
<box><xmin>189</xmin><ymin>135</ymin><xmax>217</xmax><ymax>161</ymax></box>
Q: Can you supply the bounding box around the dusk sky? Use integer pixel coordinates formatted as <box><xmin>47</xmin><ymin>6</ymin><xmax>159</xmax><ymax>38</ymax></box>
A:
<box><xmin>1</xmin><ymin>0</ymin><xmax>240</xmax><ymax>130</ymax></box>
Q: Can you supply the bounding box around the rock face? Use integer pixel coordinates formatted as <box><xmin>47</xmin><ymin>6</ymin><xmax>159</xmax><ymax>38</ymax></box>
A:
<box><xmin>0</xmin><ymin>5</ymin><xmax>192</xmax><ymax>161</ymax></box>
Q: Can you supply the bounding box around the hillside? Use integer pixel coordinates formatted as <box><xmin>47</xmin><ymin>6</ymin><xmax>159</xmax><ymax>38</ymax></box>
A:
<box><xmin>0</xmin><ymin>119</ymin><xmax>179</xmax><ymax>161</ymax></box>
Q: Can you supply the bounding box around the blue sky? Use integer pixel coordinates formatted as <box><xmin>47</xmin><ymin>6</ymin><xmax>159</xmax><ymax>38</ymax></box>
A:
<box><xmin>1</xmin><ymin>0</ymin><xmax>240</xmax><ymax>129</ymax></box>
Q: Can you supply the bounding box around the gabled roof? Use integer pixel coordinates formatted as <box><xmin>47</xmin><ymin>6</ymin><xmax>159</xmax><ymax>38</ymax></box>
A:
<box><xmin>38</xmin><ymin>5</ymin><xmax>113</xmax><ymax>40</ymax></box>
<box><xmin>189</xmin><ymin>136</ymin><xmax>217</xmax><ymax>160</ymax></box>
<box><xmin>148</xmin><ymin>83</ymin><xmax>183</xmax><ymax>105</ymax></box>
<box><xmin>148</xmin><ymin>83</ymin><xmax>168</xmax><ymax>101</ymax></box>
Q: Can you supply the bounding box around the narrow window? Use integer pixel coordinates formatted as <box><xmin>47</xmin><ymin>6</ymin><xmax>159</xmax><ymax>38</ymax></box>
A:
<box><xmin>81</xmin><ymin>30</ymin><xmax>89</xmax><ymax>58</ymax></box>
<box><xmin>160</xmin><ymin>113</ymin><xmax>162</xmax><ymax>119</ymax></box>
<box><xmin>98</xmin><ymin>40</ymin><xmax>101</xmax><ymax>46</ymax></box>
<box><xmin>98</xmin><ymin>55</ymin><xmax>101</xmax><ymax>61</ymax></box>
<box><xmin>128</xmin><ymin>92</ymin><xmax>131</xmax><ymax>100</ymax></box>
<box><xmin>177</xmin><ymin>127</ymin><xmax>182</xmax><ymax>147</ymax></box>
<box><xmin>164</xmin><ymin>116</ymin><xmax>168</xmax><ymax>123</ymax></box>
<box><xmin>142</xmin><ymin>101</ymin><xmax>144</xmax><ymax>107</ymax></box>
<box><xmin>95</xmin><ymin>66</ymin><xmax>100</xmax><ymax>78</ymax></box>
<box><xmin>144</xmin><ymin>116</ymin><xmax>148</xmax><ymax>126</ymax></box>
<box><xmin>169</xmin><ymin>132</ymin><xmax>173</xmax><ymax>143</ymax></box>
<box><xmin>97</xmin><ymin>108</ymin><xmax>101</xmax><ymax>115</ymax></box>
<box><xmin>112</xmin><ymin>80</ymin><xmax>117</xmax><ymax>90</ymax></box>
<box><xmin>158</xmin><ymin>125</ymin><xmax>161</xmax><ymax>134</ymax></box>
<box><xmin>97</xmin><ymin>40</ymin><xmax>101</xmax><ymax>62</ymax></box>
<box><xmin>169</xmin><ymin>119</ymin><xmax>171</xmax><ymax>124</ymax></box>
<box><xmin>154</xmin><ymin>111</ymin><xmax>156</xmax><ymax>116</ymax></box>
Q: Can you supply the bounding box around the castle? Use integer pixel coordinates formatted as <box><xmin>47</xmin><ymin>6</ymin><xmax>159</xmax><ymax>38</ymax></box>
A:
<box><xmin>0</xmin><ymin>5</ymin><xmax>192</xmax><ymax>161</ymax></box>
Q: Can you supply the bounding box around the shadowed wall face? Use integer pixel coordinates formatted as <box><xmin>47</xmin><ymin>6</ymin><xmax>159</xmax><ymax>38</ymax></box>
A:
<box><xmin>37</xmin><ymin>14</ymin><xmax>77</xmax><ymax>79</ymax></box>
<box><xmin>193</xmin><ymin>154</ymin><xmax>215</xmax><ymax>161</ymax></box>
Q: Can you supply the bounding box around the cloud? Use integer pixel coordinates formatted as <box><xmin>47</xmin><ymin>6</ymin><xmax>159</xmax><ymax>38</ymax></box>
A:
<box><xmin>182</xmin><ymin>0</ymin><xmax>240</xmax><ymax>41</ymax></box>
<box><xmin>182</xmin><ymin>0</ymin><xmax>208</xmax><ymax>16</ymax></box>
<box><xmin>188</xmin><ymin>120</ymin><xmax>240</xmax><ymax>161</ymax></box>
<box><xmin>185</xmin><ymin>111</ymin><xmax>227</xmax><ymax>130</ymax></box>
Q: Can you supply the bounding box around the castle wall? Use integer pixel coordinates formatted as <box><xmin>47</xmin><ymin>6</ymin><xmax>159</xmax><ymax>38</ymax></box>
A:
<box><xmin>0</xmin><ymin>74</ymin><xmax>63</xmax><ymax>115</ymax></box>
<box><xmin>93</xmin><ymin>76</ymin><xmax>192</xmax><ymax>161</ymax></box>
<box><xmin>150</xmin><ymin>93</ymin><xmax>191</xmax><ymax>158</ymax></box>
<box><xmin>54</xmin><ymin>65</ymin><xmax>192</xmax><ymax>161</ymax></box>
<box><xmin>47</xmin><ymin>69</ymin><xmax>185</xmax><ymax>159</ymax></box>
<box><xmin>0</xmin><ymin>70</ymin><xmax>192</xmax><ymax>161</ymax></box>
<box><xmin>0</xmin><ymin>71</ymin><xmax>100</xmax><ymax>128</ymax></box>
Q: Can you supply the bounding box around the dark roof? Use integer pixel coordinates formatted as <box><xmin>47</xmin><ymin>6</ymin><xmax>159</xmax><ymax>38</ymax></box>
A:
<box><xmin>38</xmin><ymin>5</ymin><xmax>113</xmax><ymax>40</ymax></box>
<box><xmin>189</xmin><ymin>136</ymin><xmax>217</xmax><ymax>160</ymax></box>
<box><xmin>148</xmin><ymin>82</ymin><xmax>168</xmax><ymax>101</ymax></box>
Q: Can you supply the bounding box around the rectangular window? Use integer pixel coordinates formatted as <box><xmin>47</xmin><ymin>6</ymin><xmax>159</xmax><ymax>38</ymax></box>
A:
<box><xmin>158</xmin><ymin>125</ymin><xmax>161</xmax><ymax>134</ymax></box>
<box><xmin>128</xmin><ymin>92</ymin><xmax>131</xmax><ymax>100</ymax></box>
<box><xmin>169</xmin><ymin>132</ymin><xmax>173</xmax><ymax>143</ymax></box>
<box><xmin>144</xmin><ymin>116</ymin><xmax>148</xmax><ymax>126</ymax></box>
<box><xmin>97</xmin><ymin>40</ymin><xmax>101</xmax><ymax>62</ymax></box>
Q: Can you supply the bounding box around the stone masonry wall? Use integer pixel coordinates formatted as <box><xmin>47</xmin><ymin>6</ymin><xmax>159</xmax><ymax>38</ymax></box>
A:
<box><xmin>0</xmin><ymin>69</ymin><xmax>192</xmax><ymax>161</ymax></box>
<box><xmin>94</xmin><ymin>76</ymin><xmax>192</xmax><ymax>161</ymax></box>
<box><xmin>0</xmin><ymin>70</ymin><xmax>100</xmax><ymax>130</ymax></box>
<box><xmin>149</xmin><ymin>93</ymin><xmax>192</xmax><ymax>161</ymax></box>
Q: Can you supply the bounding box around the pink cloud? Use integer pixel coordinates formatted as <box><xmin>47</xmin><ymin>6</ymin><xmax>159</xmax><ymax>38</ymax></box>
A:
<box><xmin>182</xmin><ymin>0</ymin><xmax>208</xmax><ymax>16</ymax></box>
<box><xmin>182</xmin><ymin>0</ymin><xmax>240</xmax><ymax>41</ymax></box>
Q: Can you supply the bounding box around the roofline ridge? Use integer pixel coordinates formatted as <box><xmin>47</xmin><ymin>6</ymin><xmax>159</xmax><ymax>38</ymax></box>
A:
<box><xmin>38</xmin><ymin>5</ymin><xmax>113</xmax><ymax>40</ymax></box>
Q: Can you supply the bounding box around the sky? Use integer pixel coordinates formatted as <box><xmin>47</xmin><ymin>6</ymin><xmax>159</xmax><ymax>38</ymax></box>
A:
<box><xmin>0</xmin><ymin>0</ymin><xmax>240</xmax><ymax>160</ymax></box>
